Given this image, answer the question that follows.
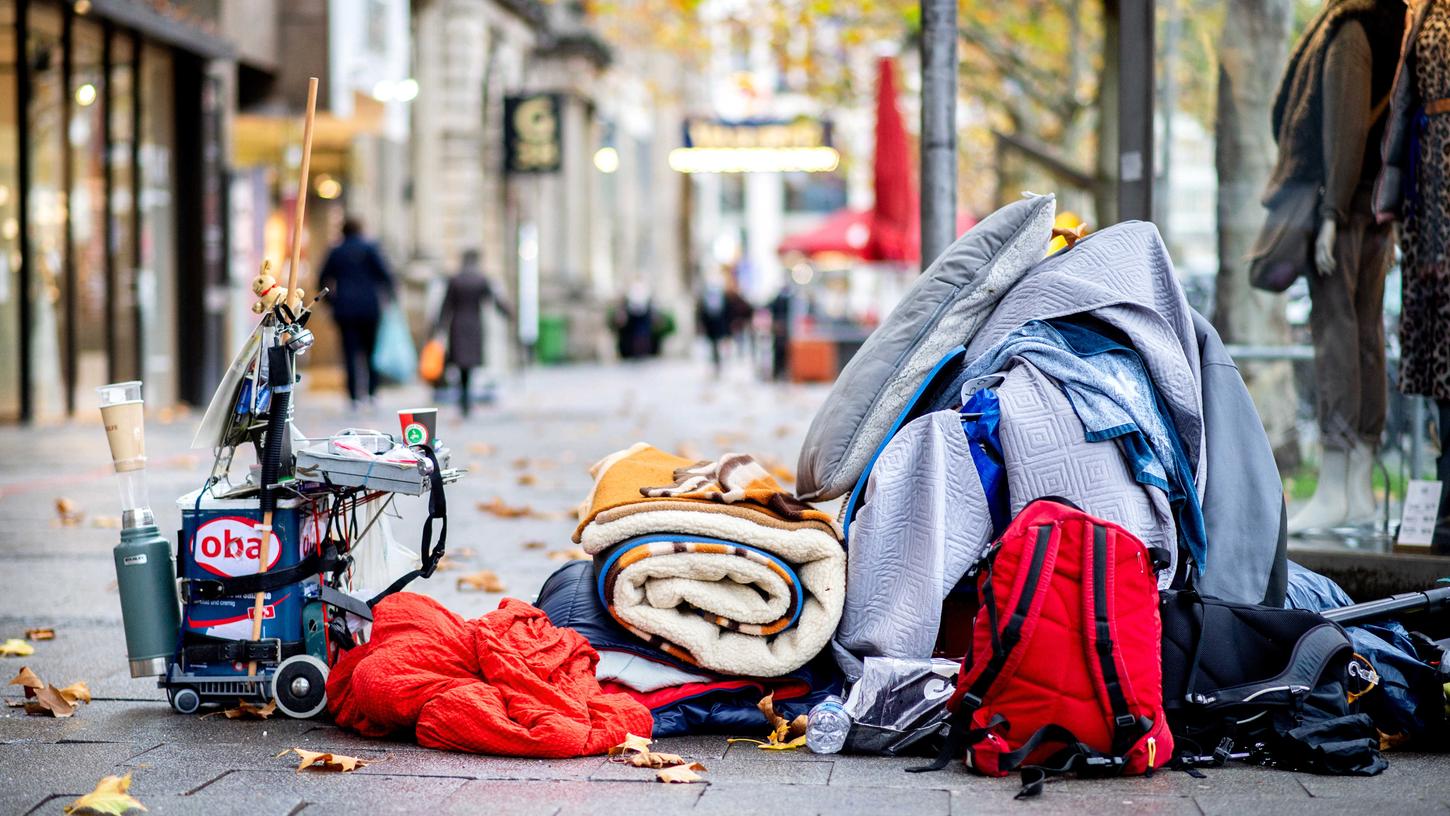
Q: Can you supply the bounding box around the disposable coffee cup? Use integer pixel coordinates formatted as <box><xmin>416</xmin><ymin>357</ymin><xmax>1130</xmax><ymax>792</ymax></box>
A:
<box><xmin>398</xmin><ymin>407</ymin><xmax>438</xmax><ymax>447</ymax></box>
<box><xmin>98</xmin><ymin>382</ymin><xmax>146</xmax><ymax>473</ymax></box>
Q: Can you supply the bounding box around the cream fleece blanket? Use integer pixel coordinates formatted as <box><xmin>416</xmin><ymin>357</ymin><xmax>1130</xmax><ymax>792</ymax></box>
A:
<box><xmin>584</xmin><ymin>510</ymin><xmax>845</xmax><ymax>678</ymax></box>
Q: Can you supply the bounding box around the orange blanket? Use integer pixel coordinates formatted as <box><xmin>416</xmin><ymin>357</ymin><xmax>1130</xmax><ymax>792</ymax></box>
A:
<box><xmin>574</xmin><ymin>443</ymin><xmax>837</xmax><ymax>541</ymax></box>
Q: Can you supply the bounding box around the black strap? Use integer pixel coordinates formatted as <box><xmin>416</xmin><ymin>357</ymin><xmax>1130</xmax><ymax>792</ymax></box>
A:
<box><xmin>957</xmin><ymin>523</ymin><xmax>1053</xmax><ymax>712</ymax></box>
<box><xmin>180</xmin><ymin>633</ymin><xmax>304</xmax><ymax>665</ymax></box>
<box><xmin>367</xmin><ymin>445</ymin><xmax>448</xmax><ymax>608</ymax></box>
<box><xmin>907</xmin><ymin>713</ymin><xmax>1008</xmax><ymax>773</ymax></box>
<box><xmin>1147</xmin><ymin>546</ymin><xmax>1173</xmax><ymax>572</ymax></box>
<box><xmin>1003</xmin><ymin>724</ymin><xmax>1125</xmax><ymax>799</ymax></box>
<box><xmin>1092</xmin><ymin>524</ymin><xmax>1147</xmax><ymax>755</ymax></box>
<box><xmin>183</xmin><ymin>548</ymin><xmax>347</xmax><ymax>602</ymax></box>
<box><xmin>320</xmin><ymin>584</ymin><xmax>374</xmax><ymax>621</ymax></box>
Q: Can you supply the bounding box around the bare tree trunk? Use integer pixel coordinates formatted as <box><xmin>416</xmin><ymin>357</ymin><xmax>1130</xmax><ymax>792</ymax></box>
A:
<box><xmin>1214</xmin><ymin>0</ymin><xmax>1300</xmax><ymax>470</ymax></box>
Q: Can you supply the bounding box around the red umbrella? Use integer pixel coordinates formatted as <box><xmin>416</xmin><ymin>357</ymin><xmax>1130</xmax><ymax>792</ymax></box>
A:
<box><xmin>777</xmin><ymin>57</ymin><xmax>974</xmax><ymax>262</ymax></box>
<box><xmin>866</xmin><ymin>56</ymin><xmax>919</xmax><ymax>263</ymax></box>
<box><xmin>777</xmin><ymin>209</ymin><xmax>873</xmax><ymax>257</ymax></box>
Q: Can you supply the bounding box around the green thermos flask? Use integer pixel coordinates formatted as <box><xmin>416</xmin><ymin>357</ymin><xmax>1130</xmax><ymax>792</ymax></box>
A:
<box><xmin>99</xmin><ymin>381</ymin><xmax>181</xmax><ymax>677</ymax></box>
<box><xmin>114</xmin><ymin>525</ymin><xmax>181</xmax><ymax>677</ymax></box>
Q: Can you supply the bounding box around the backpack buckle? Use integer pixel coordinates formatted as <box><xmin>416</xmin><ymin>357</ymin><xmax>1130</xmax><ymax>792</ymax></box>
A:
<box><xmin>1114</xmin><ymin>714</ymin><xmax>1137</xmax><ymax>728</ymax></box>
<box><xmin>1078</xmin><ymin>754</ymin><xmax>1125</xmax><ymax>778</ymax></box>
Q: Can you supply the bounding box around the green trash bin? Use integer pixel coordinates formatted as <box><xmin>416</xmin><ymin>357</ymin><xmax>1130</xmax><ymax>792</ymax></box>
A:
<box><xmin>536</xmin><ymin>314</ymin><xmax>568</xmax><ymax>364</ymax></box>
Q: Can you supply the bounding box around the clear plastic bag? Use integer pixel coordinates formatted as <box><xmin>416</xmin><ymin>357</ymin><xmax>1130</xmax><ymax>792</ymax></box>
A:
<box><xmin>841</xmin><ymin>657</ymin><xmax>960</xmax><ymax>756</ymax></box>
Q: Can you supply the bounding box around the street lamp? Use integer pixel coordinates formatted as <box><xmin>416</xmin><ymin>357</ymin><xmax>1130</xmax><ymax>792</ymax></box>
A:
<box><xmin>593</xmin><ymin>146</ymin><xmax>620</xmax><ymax>174</ymax></box>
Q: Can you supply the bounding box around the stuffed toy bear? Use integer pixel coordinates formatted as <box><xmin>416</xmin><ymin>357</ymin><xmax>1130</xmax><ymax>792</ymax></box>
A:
<box><xmin>250</xmin><ymin>261</ymin><xmax>306</xmax><ymax>315</ymax></box>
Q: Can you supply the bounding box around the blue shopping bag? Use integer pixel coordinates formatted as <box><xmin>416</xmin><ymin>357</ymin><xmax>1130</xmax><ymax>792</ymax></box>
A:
<box><xmin>371</xmin><ymin>304</ymin><xmax>417</xmax><ymax>385</ymax></box>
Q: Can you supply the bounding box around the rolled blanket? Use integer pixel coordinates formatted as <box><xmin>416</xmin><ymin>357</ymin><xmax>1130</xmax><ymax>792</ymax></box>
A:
<box><xmin>577</xmin><ymin>445</ymin><xmax>845</xmax><ymax>678</ymax></box>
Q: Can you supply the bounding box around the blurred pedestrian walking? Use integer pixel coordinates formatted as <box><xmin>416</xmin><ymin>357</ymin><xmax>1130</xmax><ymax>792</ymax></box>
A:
<box><xmin>612</xmin><ymin>279</ymin><xmax>659</xmax><ymax>361</ymax></box>
<box><xmin>769</xmin><ymin>284</ymin><xmax>796</xmax><ymax>382</ymax></box>
<box><xmin>318</xmin><ymin>217</ymin><xmax>396</xmax><ymax>409</ymax></box>
<box><xmin>435</xmin><ymin>249</ymin><xmax>512</xmax><ymax>418</ymax></box>
<box><xmin>696</xmin><ymin>272</ymin><xmax>752</xmax><ymax>377</ymax></box>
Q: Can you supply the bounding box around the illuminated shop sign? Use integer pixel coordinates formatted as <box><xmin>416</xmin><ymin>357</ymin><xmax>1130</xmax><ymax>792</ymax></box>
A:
<box><xmin>504</xmin><ymin>93</ymin><xmax>563</xmax><ymax>174</ymax></box>
<box><xmin>670</xmin><ymin>118</ymin><xmax>839</xmax><ymax>173</ymax></box>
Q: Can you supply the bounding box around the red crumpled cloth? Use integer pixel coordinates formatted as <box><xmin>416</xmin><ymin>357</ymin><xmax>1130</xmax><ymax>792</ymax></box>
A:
<box><xmin>327</xmin><ymin>593</ymin><xmax>653</xmax><ymax>756</ymax></box>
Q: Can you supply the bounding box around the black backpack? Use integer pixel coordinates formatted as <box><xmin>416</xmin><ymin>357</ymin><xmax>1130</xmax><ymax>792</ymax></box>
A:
<box><xmin>1158</xmin><ymin>589</ymin><xmax>1386</xmax><ymax>775</ymax></box>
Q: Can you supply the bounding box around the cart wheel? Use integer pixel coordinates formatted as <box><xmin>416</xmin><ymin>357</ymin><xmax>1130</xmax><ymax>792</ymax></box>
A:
<box><xmin>271</xmin><ymin>655</ymin><xmax>328</xmax><ymax>718</ymax></box>
<box><xmin>169</xmin><ymin>687</ymin><xmax>201</xmax><ymax>715</ymax></box>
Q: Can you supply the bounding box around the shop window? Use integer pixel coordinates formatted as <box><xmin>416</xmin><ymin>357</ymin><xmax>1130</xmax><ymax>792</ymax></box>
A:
<box><xmin>24</xmin><ymin>1</ymin><xmax>66</xmax><ymax>420</ymax></box>
<box><xmin>0</xmin><ymin>1</ymin><xmax>19</xmax><ymax>421</ymax></box>
<box><xmin>784</xmin><ymin>172</ymin><xmax>846</xmax><ymax>214</ymax></box>
<box><xmin>70</xmin><ymin>16</ymin><xmax>106</xmax><ymax>411</ymax></box>
<box><xmin>109</xmin><ymin>30</ymin><xmax>139</xmax><ymax>382</ymax></box>
<box><xmin>138</xmin><ymin>42</ymin><xmax>176</xmax><ymax>409</ymax></box>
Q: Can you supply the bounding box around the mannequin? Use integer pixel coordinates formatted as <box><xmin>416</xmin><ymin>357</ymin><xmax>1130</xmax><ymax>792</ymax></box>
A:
<box><xmin>1262</xmin><ymin>0</ymin><xmax>1405</xmax><ymax>533</ymax></box>
<box><xmin>1376</xmin><ymin>0</ymin><xmax>1450</xmax><ymax>551</ymax></box>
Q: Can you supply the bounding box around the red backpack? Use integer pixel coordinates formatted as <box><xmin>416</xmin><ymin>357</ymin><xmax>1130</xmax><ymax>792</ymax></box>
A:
<box><xmin>914</xmin><ymin>498</ymin><xmax>1174</xmax><ymax>793</ymax></box>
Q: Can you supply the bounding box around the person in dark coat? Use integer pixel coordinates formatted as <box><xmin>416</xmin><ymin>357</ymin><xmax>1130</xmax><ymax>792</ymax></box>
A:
<box><xmin>611</xmin><ymin>280</ymin><xmax>657</xmax><ymax>360</ymax></box>
<box><xmin>435</xmin><ymin>249</ymin><xmax>511</xmax><ymax>417</ymax></box>
<box><xmin>318</xmin><ymin>217</ymin><xmax>396</xmax><ymax>408</ymax></box>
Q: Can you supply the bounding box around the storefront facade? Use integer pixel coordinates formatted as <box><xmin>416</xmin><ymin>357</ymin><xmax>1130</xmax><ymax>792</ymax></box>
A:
<box><xmin>1</xmin><ymin>0</ymin><xmax>229</xmax><ymax>423</ymax></box>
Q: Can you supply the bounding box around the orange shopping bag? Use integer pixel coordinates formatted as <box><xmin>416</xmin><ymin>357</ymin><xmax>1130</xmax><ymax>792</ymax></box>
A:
<box><xmin>418</xmin><ymin>338</ymin><xmax>446</xmax><ymax>384</ymax></box>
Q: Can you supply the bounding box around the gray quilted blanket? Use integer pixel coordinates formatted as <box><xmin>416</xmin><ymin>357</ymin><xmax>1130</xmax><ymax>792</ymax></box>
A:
<box><xmin>965</xmin><ymin>221</ymin><xmax>1206</xmax><ymax>496</ymax></box>
<box><xmin>833</xmin><ymin>362</ymin><xmax>1172</xmax><ymax>679</ymax></box>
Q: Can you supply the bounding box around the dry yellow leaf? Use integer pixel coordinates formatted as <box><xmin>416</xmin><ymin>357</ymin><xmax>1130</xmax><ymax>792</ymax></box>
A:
<box><xmin>222</xmin><ymin>698</ymin><xmax>275</xmax><ymax>720</ymax></box>
<box><xmin>546</xmin><ymin>548</ymin><xmax>590</xmax><ymax>562</ymax></box>
<box><xmin>55</xmin><ymin>497</ymin><xmax>84</xmax><ymax>527</ymax></box>
<box><xmin>476</xmin><ymin>497</ymin><xmax>538</xmax><ymax>519</ymax></box>
<box><xmin>25</xmin><ymin>627</ymin><xmax>56</xmax><ymax>641</ymax></box>
<box><xmin>455</xmin><ymin>571</ymin><xmax>506</xmax><ymax>593</ymax></box>
<box><xmin>91</xmin><ymin>516</ymin><xmax>123</xmax><ymax>529</ymax></box>
<box><xmin>627</xmin><ymin>751</ymin><xmax>687</xmax><ymax>768</ymax></box>
<box><xmin>451</xmin><ymin>547</ymin><xmax>477</xmax><ymax>559</ymax></box>
<box><xmin>288</xmin><ymin>747</ymin><xmax>368</xmax><ymax>773</ymax></box>
<box><xmin>26</xmin><ymin>684</ymin><xmax>77</xmax><ymax>717</ymax></box>
<box><xmin>0</xmin><ymin>639</ymin><xmax>35</xmax><ymax>657</ymax></box>
<box><xmin>517</xmin><ymin>473</ymin><xmax>538</xmax><ymax>486</ymax></box>
<box><xmin>64</xmin><ymin>771</ymin><xmax>146</xmax><ymax>814</ymax></box>
<box><xmin>468</xmin><ymin>442</ymin><xmax>496</xmax><ymax>456</ymax></box>
<box><xmin>757</xmin><ymin>735</ymin><xmax>808</xmax><ymax>751</ymax></box>
<box><xmin>58</xmin><ymin>681</ymin><xmax>92</xmax><ymax>706</ymax></box>
<box><xmin>656</xmin><ymin>762</ymin><xmax>707</xmax><ymax>783</ymax></box>
<box><xmin>8</xmin><ymin>666</ymin><xmax>42</xmax><ymax>689</ymax></box>
<box><xmin>523</xmin><ymin>540</ymin><xmax>547</xmax><ymax>550</ymax></box>
<box><xmin>607</xmin><ymin>732</ymin><xmax>654</xmax><ymax>756</ymax></box>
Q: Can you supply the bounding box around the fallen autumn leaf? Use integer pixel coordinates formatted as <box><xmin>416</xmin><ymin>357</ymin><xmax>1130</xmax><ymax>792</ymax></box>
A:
<box><xmin>25</xmin><ymin>627</ymin><xmax>56</xmax><ymax>641</ymax></box>
<box><xmin>287</xmin><ymin>747</ymin><xmax>368</xmax><ymax>773</ymax></box>
<box><xmin>64</xmin><ymin>771</ymin><xmax>146</xmax><ymax>814</ymax></box>
<box><xmin>476</xmin><ymin>497</ymin><xmax>538</xmax><ymax>519</ymax></box>
<box><xmin>456</xmin><ymin>571</ymin><xmax>507</xmax><ymax>593</ymax></box>
<box><xmin>656</xmin><ymin>762</ymin><xmax>707</xmax><ymax>783</ymax></box>
<box><xmin>546</xmin><ymin>548</ymin><xmax>590</xmax><ymax>562</ymax></box>
<box><xmin>0</xmin><ymin>639</ymin><xmax>35</xmax><ymax>657</ymax></box>
<box><xmin>608</xmin><ymin>733</ymin><xmax>654</xmax><ymax>756</ymax></box>
<box><xmin>222</xmin><ymin>698</ymin><xmax>276</xmax><ymax>720</ymax></box>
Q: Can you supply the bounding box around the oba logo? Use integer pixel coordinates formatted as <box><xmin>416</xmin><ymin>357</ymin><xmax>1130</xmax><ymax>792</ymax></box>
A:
<box><xmin>193</xmin><ymin>516</ymin><xmax>283</xmax><ymax>577</ymax></box>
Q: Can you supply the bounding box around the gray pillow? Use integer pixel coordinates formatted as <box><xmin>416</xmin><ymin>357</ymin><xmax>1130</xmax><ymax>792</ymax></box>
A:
<box><xmin>795</xmin><ymin>193</ymin><xmax>1056</xmax><ymax>502</ymax></box>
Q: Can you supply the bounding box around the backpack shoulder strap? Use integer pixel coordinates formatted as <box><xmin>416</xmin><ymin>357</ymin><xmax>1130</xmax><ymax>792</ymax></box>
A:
<box><xmin>1090</xmin><ymin>523</ymin><xmax>1152</xmax><ymax>755</ymax></box>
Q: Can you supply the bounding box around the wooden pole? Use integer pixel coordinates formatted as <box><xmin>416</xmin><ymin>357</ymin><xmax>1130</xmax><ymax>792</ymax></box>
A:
<box><xmin>285</xmin><ymin>77</ymin><xmax>319</xmax><ymax>296</ymax></box>
<box><xmin>249</xmin><ymin>77</ymin><xmax>317</xmax><ymax>678</ymax></box>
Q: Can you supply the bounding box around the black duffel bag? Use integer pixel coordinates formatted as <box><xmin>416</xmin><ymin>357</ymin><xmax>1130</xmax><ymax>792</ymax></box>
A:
<box><xmin>1159</xmin><ymin>588</ymin><xmax>1386</xmax><ymax>775</ymax></box>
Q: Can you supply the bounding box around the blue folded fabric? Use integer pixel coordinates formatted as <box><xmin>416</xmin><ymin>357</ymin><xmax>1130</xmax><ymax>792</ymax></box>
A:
<box><xmin>960</xmin><ymin>388</ymin><xmax>1009</xmax><ymax>538</ymax></box>
<box><xmin>959</xmin><ymin>317</ymin><xmax>1208</xmax><ymax>573</ymax></box>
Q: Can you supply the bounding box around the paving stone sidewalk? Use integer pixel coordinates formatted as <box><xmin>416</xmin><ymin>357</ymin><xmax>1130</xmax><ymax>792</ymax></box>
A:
<box><xmin>1</xmin><ymin>359</ymin><xmax>1447</xmax><ymax>815</ymax></box>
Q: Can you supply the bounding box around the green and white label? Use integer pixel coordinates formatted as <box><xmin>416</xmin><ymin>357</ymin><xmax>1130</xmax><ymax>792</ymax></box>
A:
<box><xmin>403</xmin><ymin>423</ymin><xmax>428</xmax><ymax>446</ymax></box>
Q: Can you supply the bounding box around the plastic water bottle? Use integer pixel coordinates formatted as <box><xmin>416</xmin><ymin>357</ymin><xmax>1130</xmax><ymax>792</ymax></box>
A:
<box><xmin>805</xmin><ymin>695</ymin><xmax>852</xmax><ymax>754</ymax></box>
